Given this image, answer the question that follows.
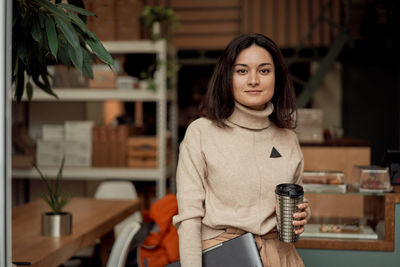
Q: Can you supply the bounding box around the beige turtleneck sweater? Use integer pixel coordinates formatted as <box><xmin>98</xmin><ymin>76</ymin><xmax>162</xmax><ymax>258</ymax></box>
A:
<box><xmin>173</xmin><ymin>102</ymin><xmax>304</xmax><ymax>267</ymax></box>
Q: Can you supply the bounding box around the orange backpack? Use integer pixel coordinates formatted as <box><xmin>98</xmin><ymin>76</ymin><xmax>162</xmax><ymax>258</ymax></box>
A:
<box><xmin>138</xmin><ymin>194</ymin><xmax>179</xmax><ymax>267</ymax></box>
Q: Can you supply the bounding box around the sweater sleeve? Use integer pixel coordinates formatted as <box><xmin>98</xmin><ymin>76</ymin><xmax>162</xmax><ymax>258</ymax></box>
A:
<box><xmin>172</xmin><ymin>125</ymin><xmax>207</xmax><ymax>267</ymax></box>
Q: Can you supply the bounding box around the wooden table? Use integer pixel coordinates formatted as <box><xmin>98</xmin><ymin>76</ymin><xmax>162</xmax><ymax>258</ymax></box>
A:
<box><xmin>12</xmin><ymin>197</ymin><xmax>140</xmax><ymax>267</ymax></box>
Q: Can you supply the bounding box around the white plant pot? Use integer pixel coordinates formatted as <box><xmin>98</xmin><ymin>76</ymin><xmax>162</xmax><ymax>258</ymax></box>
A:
<box><xmin>42</xmin><ymin>212</ymin><xmax>72</xmax><ymax>237</ymax></box>
<box><xmin>152</xmin><ymin>21</ymin><xmax>161</xmax><ymax>36</ymax></box>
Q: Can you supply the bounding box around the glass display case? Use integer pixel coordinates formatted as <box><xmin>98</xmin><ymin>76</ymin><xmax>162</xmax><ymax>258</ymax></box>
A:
<box><xmin>296</xmin><ymin>186</ymin><xmax>399</xmax><ymax>251</ymax></box>
<box><xmin>298</xmin><ymin>145</ymin><xmax>400</xmax><ymax>251</ymax></box>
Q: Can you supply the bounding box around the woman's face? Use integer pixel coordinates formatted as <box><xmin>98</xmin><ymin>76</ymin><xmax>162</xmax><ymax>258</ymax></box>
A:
<box><xmin>232</xmin><ymin>45</ymin><xmax>275</xmax><ymax>110</ymax></box>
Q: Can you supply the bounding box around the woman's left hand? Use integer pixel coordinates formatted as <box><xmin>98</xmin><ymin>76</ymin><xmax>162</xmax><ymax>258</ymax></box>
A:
<box><xmin>292</xmin><ymin>202</ymin><xmax>309</xmax><ymax>235</ymax></box>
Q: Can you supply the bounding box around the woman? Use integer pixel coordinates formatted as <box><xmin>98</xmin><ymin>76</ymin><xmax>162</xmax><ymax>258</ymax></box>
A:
<box><xmin>173</xmin><ymin>33</ymin><xmax>310</xmax><ymax>267</ymax></box>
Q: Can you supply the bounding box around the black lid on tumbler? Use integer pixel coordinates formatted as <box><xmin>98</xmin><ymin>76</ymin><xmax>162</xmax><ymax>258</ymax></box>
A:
<box><xmin>275</xmin><ymin>183</ymin><xmax>304</xmax><ymax>198</ymax></box>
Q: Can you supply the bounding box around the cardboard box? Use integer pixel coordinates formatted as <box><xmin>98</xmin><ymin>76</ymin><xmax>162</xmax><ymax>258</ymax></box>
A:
<box><xmin>53</xmin><ymin>65</ymin><xmax>88</xmax><ymax>88</ymax></box>
<box><xmin>65</xmin><ymin>121</ymin><xmax>94</xmax><ymax>141</ymax></box>
<box><xmin>36</xmin><ymin>152</ymin><xmax>64</xmax><ymax>166</ymax></box>
<box><xmin>92</xmin><ymin>125</ymin><xmax>129</xmax><ymax>167</ymax></box>
<box><xmin>127</xmin><ymin>156</ymin><xmax>157</xmax><ymax>168</ymax></box>
<box><xmin>42</xmin><ymin>124</ymin><xmax>64</xmax><ymax>140</ymax></box>
<box><xmin>89</xmin><ymin>65</ymin><xmax>116</xmax><ymax>89</ymax></box>
<box><xmin>37</xmin><ymin>140</ymin><xmax>64</xmax><ymax>155</ymax></box>
<box><xmin>126</xmin><ymin>136</ymin><xmax>171</xmax><ymax>168</ymax></box>
<box><xmin>65</xmin><ymin>152</ymin><xmax>92</xmax><ymax>167</ymax></box>
<box><xmin>36</xmin><ymin>139</ymin><xmax>64</xmax><ymax>166</ymax></box>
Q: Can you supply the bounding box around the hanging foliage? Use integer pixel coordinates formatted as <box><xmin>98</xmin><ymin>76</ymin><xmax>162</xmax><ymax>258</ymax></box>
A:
<box><xmin>12</xmin><ymin>0</ymin><xmax>114</xmax><ymax>101</ymax></box>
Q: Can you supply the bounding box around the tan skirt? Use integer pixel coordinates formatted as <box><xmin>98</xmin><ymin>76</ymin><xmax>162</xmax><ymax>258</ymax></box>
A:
<box><xmin>202</xmin><ymin>228</ymin><xmax>304</xmax><ymax>267</ymax></box>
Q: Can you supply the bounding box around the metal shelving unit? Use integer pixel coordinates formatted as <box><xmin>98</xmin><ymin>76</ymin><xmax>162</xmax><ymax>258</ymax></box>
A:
<box><xmin>12</xmin><ymin>40</ymin><xmax>178</xmax><ymax>199</ymax></box>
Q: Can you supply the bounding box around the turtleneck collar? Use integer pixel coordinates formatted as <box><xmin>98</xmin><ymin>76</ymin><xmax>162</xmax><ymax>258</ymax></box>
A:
<box><xmin>227</xmin><ymin>101</ymin><xmax>274</xmax><ymax>130</ymax></box>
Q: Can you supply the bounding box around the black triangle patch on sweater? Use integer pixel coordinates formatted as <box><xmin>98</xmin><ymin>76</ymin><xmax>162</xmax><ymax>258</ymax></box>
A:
<box><xmin>270</xmin><ymin>147</ymin><xmax>282</xmax><ymax>158</ymax></box>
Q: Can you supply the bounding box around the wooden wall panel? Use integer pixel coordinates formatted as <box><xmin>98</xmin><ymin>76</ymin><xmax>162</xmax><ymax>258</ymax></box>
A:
<box><xmin>288</xmin><ymin>0</ymin><xmax>299</xmax><ymax>48</ymax></box>
<box><xmin>322</xmin><ymin>0</ymin><xmax>331</xmax><ymax>46</ymax></box>
<box><xmin>238</xmin><ymin>0</ymin><xmax>342</xmax><ymax>49</ymax></box>
<box><xmin>171</xmin><ymin>0</ymin><xmax>240</xmax><ymax>8</ymax></box>
<box><xmin>172</xmin><ymin>35</ymin><xmax>238</xmax><ymax>50</ymax></box>
<box><xmin>276</xmin><ymin>0</ymin><xmax>287</xmax><ymax>46</ymax></box>
<box><xmin>240</xmin><ymin>0</ymin><xmax>250</xmax><ymax>33</ymax></box>
<box><xmin>332</xmin><ymin>0</ymin><xmax>341</xmax><ymax>40</ymax></box>
<box><xmin>300</xmin><ymin>0</ymin><xmax>311</xmax><ymax>47</ymax></box>
<box><xmin>176</xmin><ymin>22</ymin><xmax>239</xmax><ymax>35</ymax></box>
<box><xmin>84</xmin><ymin>0</ymin><xmax>344</xmax><ymax>49</ymax></box>
<box><xmin>177</xmin><ymin>9</ymin><xmax>240</xmax><ymax>21</ymax></box>
<box><xmin>171</xmin><ymin>0</ymin><xmax>241</xmax><ymax>49</ymax></box>
<box><xmin>301</xmin><ymin>146</ymin><xmax>371</xmax><ymax>185</ymax></box>
<box><xmin>311</xmin><ymin>0</ymin><xmax>321</xmax><ymax>46</ymax></box>
<box><xmin>252</xmin><ymin>0</ymin><xmax>263</xmax><ymax>34</ymax></box>
<box><xmin>166</xmin><ymin>0</ymin><xmax>343</xmax><ymax>49</ymax></box>
<box><xmin>264</xmin><ymin>0</ymin><xmax>275</xmax><ymax>39</ymax></box>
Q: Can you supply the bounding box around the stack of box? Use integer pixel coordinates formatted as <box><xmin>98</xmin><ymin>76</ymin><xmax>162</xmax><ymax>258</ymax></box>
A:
<box><xmin>89</xmin><ymin>64</ymin><xmax>117</xmax><ymax>89</ymax></box>
<box><xmin>64</xmin><ymin>121</ymin><xmax>94</xmax><ymax>167</ymax></box>
<box><xmin>126</xmin><ymin>136</ymin><xmax>171</xmax><ymax>168</ymax></box>
<box><xmin>296</xmin><ymin>109</ymin><xmax>324</xmax><ymax>144</ymax></box>
<box><xmin>36</xmin><ymin>121</ymin><xmax>93</xmax><ymax>167</ymax></box>
<box><xmin>92</xmin><ymin>125</ymin><xmax>129</xmax><ymax>167</ymax></box>
<box><xmin>36</xmin><ymin>125</ymin><xmax>65</xmax><ymax>166</ymax></box>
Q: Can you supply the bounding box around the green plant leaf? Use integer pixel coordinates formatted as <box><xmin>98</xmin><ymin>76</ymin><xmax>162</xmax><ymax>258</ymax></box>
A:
<box><xmin>81</xmin><ymin>47</ymin><xmax>93</xmax><ymax>79</ymax></box>
<box><xmin>36</xmin><ymin>0</ymin><xmax>71</xmax><ymax>21</ymax></box>
<box><xmin>45</xmin><ymin>16</ymin><xmax>58</xmax><ymax>59</ymax></box>
<box><xmin>15</xmin><ymin>64</ymin><xmax>25</xmax><ymax>101</ymax></box>
<box><xmin>34</xmin><ymin>156</ymin><xmax>68</xmax><ymax>214</ymax></box>
<box><xmin>67</xmin><ymin>12</ymin><xmax>89</xmax><ymax>32</ymax></box>
<box><xmin>54</xmin><ymin>16</ymin><xmax>80</xmax><ymax>48</ymax></box>
<box><xmin>13</xmin><ymin>55</ymin><xmax>19</xmax><ymax>76</ymax></box>
<box><xmin>38</xmin><ymin>12</ymin><xmax>46</xmax><ymax>28</ymax></box>
<box><xmin>41</xmin><ymin>194</ymin><xmax>55</xmax><ymax>212</ymax></box>
<box><xmin>26</xmin><ymin>81</ymin><xmax>33</xmax><ymax>100</ymax></box>
<box><xmin>55</xmin><ymin>156</ymin><xmax>65</xmax><ymax>202</ymax></box>
<box><xmin>86</xmin><ymin>37</ymin><xmax>113</xmax><ymax>66</ymax></box>
<box><xmin>35</xmin><ymin>165</ymin><xmax>57</xmax><ymax>210</ymax></box>
<box><xmin>17</xmin><ymin>42</ymin><xmax>27</xmax><ymax>63</ymax></box>
<box><xmin>31</xmin><ymin>17</ymin><xmax>42</xmax><ymax>42</ymax></box>
<box><xmin>41</xmin><ymin>73</ymin><xmax>59</xmax><ymax>99</ymax></box>
<box><xmin>68</xmin><ymin>43</ymin><xmax>83</xmax><ymax>72</ymax></box>
<box><xmin>58</xmin><ymin>38</ymin><xmax>71</xmax><ymax>68</ymax></box>
<box><xmin>67</xmin><ymin>11</ymin><xmax>91</xmax><ymax>35</ymax></box>
<box><xmin>31</xmin><ymin>73</ymin><xmax>59</xmax><ymax>99</ymax></box>
<box><xmin>57</xmin><ymin>3</ymin><xmax>96</xmax><ymax>17</ymax></box>
<box><xmin>57</xmin><ymin>193</ymin><xmax>71</xmax><ymax>213</ymax></box>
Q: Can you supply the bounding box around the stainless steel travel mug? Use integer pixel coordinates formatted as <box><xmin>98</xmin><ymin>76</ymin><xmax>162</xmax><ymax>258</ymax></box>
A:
<box><xmin>275</xmin><ymin>183</ymin><xmax>304</xmax><ymax>243</ymax></box>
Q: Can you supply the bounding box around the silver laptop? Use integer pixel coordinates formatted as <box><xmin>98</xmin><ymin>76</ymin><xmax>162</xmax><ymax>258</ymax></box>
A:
<box><xmin>165</xmin><ymin>232</ymin><xmax>263</xmax><ymax>267</ymax></box>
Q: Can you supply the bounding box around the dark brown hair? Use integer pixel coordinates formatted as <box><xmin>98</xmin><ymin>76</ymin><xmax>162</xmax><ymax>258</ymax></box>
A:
<box><xmin>200</xmin><ymin>33</ymin><xmax>297</xmax><ymax>129</ymax></box>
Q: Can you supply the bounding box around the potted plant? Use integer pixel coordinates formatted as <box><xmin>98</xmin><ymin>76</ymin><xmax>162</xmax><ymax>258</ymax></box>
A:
<box><xmin>12</xmin><ymin>0</ymin><xmax>113</xmax><ymax>101</ymax></box>
<box><xmin>140</xmin><ymin>5</ymin><xmax>180</xmax><ymax>41</ymax></box>
<box><xmin>34</xmin><ymin>157</ymin><xmax>72</xmax><ymax>237</ymax></box>
<box><xmin>139</xmin><ymin>6</ymin><xmax>180</xmax><ymax>90</ymax></box>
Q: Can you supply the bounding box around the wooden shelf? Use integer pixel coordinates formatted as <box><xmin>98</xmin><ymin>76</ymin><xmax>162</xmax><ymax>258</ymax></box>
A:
<box><xmin>20</xmin><ymin>88</ymin><xmax>177</xmax><ymax>102</ymax></box>
<box><xmin>102</xmin><ymin>40</ymin><xmax>166</xmax><ymax>54</ymax></box>
<box><xmin>12</xmin><ymin>166</ymin><xmax>174</xmax><ymax>181</ymax></box>
<box><xmin>13</xmin><ymin>39</ymin><xmax>178</xmax><ymax>199</ymax></box>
